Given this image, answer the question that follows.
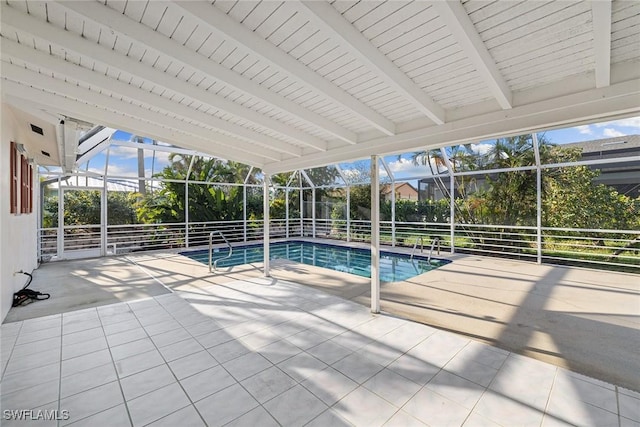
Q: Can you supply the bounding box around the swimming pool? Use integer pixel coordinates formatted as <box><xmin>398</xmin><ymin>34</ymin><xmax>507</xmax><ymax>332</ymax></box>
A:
<box><xmin>180</xmin><ymin>241</ymin><xmax>450</xmax><ymax>282</ymax></box>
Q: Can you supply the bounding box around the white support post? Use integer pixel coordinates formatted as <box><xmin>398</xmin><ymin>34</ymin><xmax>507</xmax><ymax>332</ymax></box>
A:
<box><xmin>450</xmin><ymin>173</ymin><xmax>455</xmax><ymax>254</ymax></box>
<box><xmin>184</xmin><ymin>181</ymin><xmax>189</xmax><ymax>248</ymax></box>
<box><xmin>335</xmin><ymin>165</ymin><xmax>350</xmax><ymax>241</ymax></box>
<box><xmin>440</xmin><ymin>147</ymin><xmax>456</xmax><ymax>254</ymax></box>
<box><xmin>243</xmin><ymin>166</ymin><xmax>252</xmax><ymax>243</ymax></box>
<box><xmin>57</xmin><ymin>177</ymin><xmax>63</xmax><ymax>259</ymax></box>
<box><xmin>263</xmin><ymin>174</ymin><xmax>270</xmax><ymax>278</ymax></box>
<box><xmin>380</xmin><ymin>158</ymin><xmax>395</xmax><ymax>247</ymax></box>
<box><xmin>102</xmin><ymin>147</ymin><xmax>110</xmax><ymax>256</ymax></box>
<box><xmin>391</xmin><ymin>188</ymin><xmax>396</xmax><ymax>248</ymax></box>
<box><xmin>184</xmin><ymin>156</ymin><xmax>195</xmax><ymax>248</ymax></box>
<box><xmin>346</xmin><ymin>185</ymin><xmax>351</xmax><ymax>242</ymax></box>
<box><xmin>300</xmin><ymin>170</ymin><xmax>316</xmax><ymax>238</ymax></box>
<box><xmin>299</xmin><ymin>185</ymin><xmax>304</xmax><ymax>237</ymax></box>
<box><xmin>312</xmin><ymin>188</ymin><xmax>317</xmax><ymax>238</ymax></box>
<box><xmin>533</xmin><ymin>133</ymin><xmax>542</xmax><ymax>264</ymax></box>
<box><xmin>371</xmin><ymin>155</ymin><xmax>381</xmax><ymax>314</ymax></box>
<box><xmin>285</xmin><ymin>187</ymin><xmax>290</xmax><ymax>239</ymax></box>
<box><xmin>37</xmin><ymin>173</ymin><xmax>42</xmax><ymax>260</ymax></box>
<box><xmin>101</xmin><ymin>178</ymin><xmax>107</xmax><ymax>256</ymax></box>
<box><xmin>243</xmin><ymin>185</ymin><xmax>247</xmax><ymax>242</ymax></box>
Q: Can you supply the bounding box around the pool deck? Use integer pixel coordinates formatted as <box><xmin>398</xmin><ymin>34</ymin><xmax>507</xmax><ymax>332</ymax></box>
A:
<box><xmin>2</xmin><ymin>242</ymin><xmax>639</xmax><ymax>426</ymax></box>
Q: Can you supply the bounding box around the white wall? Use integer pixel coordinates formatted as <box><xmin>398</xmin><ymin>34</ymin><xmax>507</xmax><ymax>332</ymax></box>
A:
<box><xmin>1</xmin><ymin>106</ymin><xmax>39</xmax><ymax>322</ymax></box>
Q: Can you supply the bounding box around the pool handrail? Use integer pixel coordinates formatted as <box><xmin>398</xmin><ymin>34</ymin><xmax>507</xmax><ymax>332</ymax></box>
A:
<box><xmin>411</xmin><ymin>236</ymin><xmax>441</xmax><ymax>263</ymax></box>
<box><xmin>209</xmin><ymin>231</ymin><xmax>233</xmax><ymax>272</ymax></box>
<box><xmin>427</xmin><ymin>237</ymin><xmax>441</xmax><ymax>263</ymax></box>
<box><xmin>410</xmin><ymin>236</ymin><xmax>424</xmax><ymax>260</ymax></box>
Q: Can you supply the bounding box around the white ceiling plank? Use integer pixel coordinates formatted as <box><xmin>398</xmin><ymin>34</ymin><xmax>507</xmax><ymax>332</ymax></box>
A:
<box><xmin>591</xmin><ymin>0</ymin><xmax>612</xmax><ymax>88</ymax></box>
<box><xmin>174</xmin><ymin>0</ymin><xmax>396</xmax><ymax>136</ymax></box>
<box><xmin>1</xmin><ymin>63</ymin><xmax>284</xmax><ymax>162</ymax></box>
<box><xmin>1</xmin><ymin>38</ymin><xmax>297</xmax><ymax>159</ymax></box>
<box><xmin>297</xmin><ymin>1</ymin><xmax>445</xmax><ymax>125</ymax></box>
<box><xmin>242</xmin><ymin>1</ymin><xmax>284</xmax><ymax>32</ymax></box>
<box><xmin>1</xmin><ymin>4</ymin><xmax>328</xmax><ymax>151</ymax></box>
<box><xmin>484</xmin><ymin>5</ymin><xmax>590</xmax><ymax>51</ymax></box>
<box><xmin>431</xmin><ymin>0</ymin><xmax>513</xmax><ymax>110</ymax></box>
<box><xmin>54</xmin><ymin>1</ymin><xmax>354</xmax><ymax>147</ymax></box>
<box><xmin>370</xmin><ymin>6</ymin><xmax>439</xmax><ymax>49</ymax></box>
<box><xmin>2</xmin><ymin>86</ymin><xmax>266</xmax><ymax>168</ymax></box>
<box><xmin>352</xmin><ymin>2</ymin><xmax>407</xmax><ymax>33</ymax></box>
<box><xmin>341</xmin><ymin>1</ymin><xmax>385</xmax><ymax>24</ymax></box>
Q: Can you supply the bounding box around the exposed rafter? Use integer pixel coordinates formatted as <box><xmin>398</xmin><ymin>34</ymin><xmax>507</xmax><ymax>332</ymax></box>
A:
<box><xmin>591</xmin><ymin>0</ymin><xmax>612</xmax><ymax>88</ymax></box>
<box><xmin>56</xmin><ymin>0</ymin><xmax>356</xmax><ymax>146</ymax></box>
<box><xmin>431</xmin><ymin>0</ymin><xmax>513</xmax><ymax>110</ymax></box>
<box><xmin>297</xmin><ymin>1</ymin><xmax>445</xmax><ymax>125</ymax></box>
<box><xmin>174</xmin><ymin>1</ymin><xmax>397</xmax><ymax>136</ymax></box>
<box><xmin>1</xmin><ymin>38</ymin><xmax>300</xmax><ymax>160</ymax></box>
<box><xmin>0</xmin><ymin>4</ymin><xmax>322</xmax><ymax>154</ymax></box>
<box><xmin>2</xmin><ymin>66</ymin><xmax>280</xmax><ymax>164</ymax></box>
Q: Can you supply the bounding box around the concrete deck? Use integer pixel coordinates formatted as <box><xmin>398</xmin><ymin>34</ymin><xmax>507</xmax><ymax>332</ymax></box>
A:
<box><xmin>1</xmin><ymin>246</ymin><xmax>639</xmax><ymax>426</ymax></box>
<box><xmin>124</xmin><ymin>243</ymin><xmax>640</xmax><ymax>392</ymax></box>
<box><xmin>4</xmin><ymin>257</ymin><xmax>171</xmax><ymax>323</ymax></box>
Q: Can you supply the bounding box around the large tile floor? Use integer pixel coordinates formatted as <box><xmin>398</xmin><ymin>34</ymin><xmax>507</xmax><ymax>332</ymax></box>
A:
<box><xmin>1</xmin><ymin>277</ymin><xmax>638</xmax><ymax>426</ymax></box>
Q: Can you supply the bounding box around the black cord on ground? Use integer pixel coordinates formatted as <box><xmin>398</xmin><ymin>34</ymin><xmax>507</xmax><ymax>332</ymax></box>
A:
<box><xmin>20</xmin><ymin>271</ymin><xmax>33</xmax><ymax>290</ymax></box>
<box><xmin>12</xmin><ymin>271</ymin><xmax>49</xmax><ymax>307</ymax></box>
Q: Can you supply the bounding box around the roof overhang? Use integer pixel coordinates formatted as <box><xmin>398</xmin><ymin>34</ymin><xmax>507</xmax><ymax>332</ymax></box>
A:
<box><xmin>1</xmin><ymin>1</ymin><xmax>639</xmax><ymax>174</ymax></box>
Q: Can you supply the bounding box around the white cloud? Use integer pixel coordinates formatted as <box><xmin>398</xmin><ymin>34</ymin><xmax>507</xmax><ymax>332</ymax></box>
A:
<box><xmin>108</xmin><ymin>145</ymin><xmax>140</xmax><ymax>160</ymax></box>
<box><xmin>386</xmin><ymin>157</ymin><xmax>422</xmax><ymax>174</ymax></box>
<box><xmin>87</xmin><ymin>166</ymin><xmax>107</xmax><ymax>175</ymax></box>
<box><xmin>470</xmin><ymin>143</ymin><xmax>493</xmax><ymax>155</ymax></box>
<box><xmin>341</xmin><ymin>168</ymin><xmax>369</xmax><ymax>183</ymax></box>
<box><xmin>385</xmin><ymin>156</ymin><xmax>443</xmax><ymax>177</ymax></box>
<box><xmin>152</xmin><ymin>151</ymin><xmax>171</xmax><ymax>169</ymax></box>
<box><xmin>603</xmin><ymin>128</ymin><xmax>625</xmax><ymax>137</ymax></box>
<box><xmin>105</xmin><ymin>163</ymin><xmax>137</xmax><ymax>176</ymax></box>
<box><xmin>593</xmin><ymin>116</ymin><xmax>640</xmax><ymax>130</ymax></box>
<box><xmin>574</xmin><ymin>125</ymin><xmax>593</xmax><ymax>135</ymax></box>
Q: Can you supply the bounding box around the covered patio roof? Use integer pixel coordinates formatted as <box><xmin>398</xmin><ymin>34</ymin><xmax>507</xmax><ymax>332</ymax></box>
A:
<box><xmin>2</xmin><ymin>0</ymin><xmax>639</xmax><ymax>174</ymax></box>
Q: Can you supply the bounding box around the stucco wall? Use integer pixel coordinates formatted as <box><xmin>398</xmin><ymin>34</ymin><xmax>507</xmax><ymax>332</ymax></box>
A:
<box><xmin>1</xmin><ymin>106</ymin><xmax>39</xmax><ymax>322</ymax></box>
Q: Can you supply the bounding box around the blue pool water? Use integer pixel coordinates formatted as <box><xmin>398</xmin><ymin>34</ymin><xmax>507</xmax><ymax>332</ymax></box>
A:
<box><xmin>180</xmin><ymin>241</ymin><xmax>450</xmax><ymax>282</ymax></box>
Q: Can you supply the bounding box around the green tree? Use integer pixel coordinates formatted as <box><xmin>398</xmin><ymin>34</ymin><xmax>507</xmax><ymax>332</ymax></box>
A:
<box><xmin>107</xmin><ymin>192</ymin><xmax>138</xmax><ymax>225</ymax></box>
<box><xmin>271</xmin><ymin>171</ymin><xmax>300</xmax><ymax>218</ymax></box>
<box><xmin>136</xmin><ymin>154</ymin><xmax>261</xmax><ymax>224</ymax></box>
<box><xmin>543</xmin><ymin>165</ymin><xmax>639</xmax><ymax>230</ymax></box>
<box><xmin>42</xmin><ymin>189</ymin><xmax>137</xmax><ymax>228</ymax></box>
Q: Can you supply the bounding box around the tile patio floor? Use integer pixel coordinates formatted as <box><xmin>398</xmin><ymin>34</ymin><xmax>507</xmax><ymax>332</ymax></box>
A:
<box><xmin>1</xmin><ymin>277</ymin><xmax>638</xmax><ymax>426</ymax></box>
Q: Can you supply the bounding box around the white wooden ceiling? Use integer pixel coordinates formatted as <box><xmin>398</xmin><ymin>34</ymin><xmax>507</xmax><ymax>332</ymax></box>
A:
<box><xmin>2</xmin><ymin>0</ymin><xmax>639</xmax><ymax>174</ymax></box>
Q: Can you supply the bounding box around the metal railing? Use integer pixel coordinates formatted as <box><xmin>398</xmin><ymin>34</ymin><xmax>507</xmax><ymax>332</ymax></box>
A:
<box><xmin>541</xmin><ymin>227</ymin><xmax>639</xmax><ymax>270</ymax></box>
<box><xmin>37</xmin><ymin>219</ymin><xmax>639</xmax><ymax>272</ymax></box>
<box><xmin>39</xmin><ymin>228</ymin><xmax>58</xmax><ymax>261</ymax></box>
<box><xmin>452</xmin><ymin>223</ymin><xmax>539</xmax><ymax>260</ymax></box>
<box><xmin>108</xmin><ymin>223</ymin><xmax>187</xmax><ymax>253</ymax></box>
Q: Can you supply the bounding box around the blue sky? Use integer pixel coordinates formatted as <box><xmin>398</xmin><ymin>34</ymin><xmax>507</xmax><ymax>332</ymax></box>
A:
<box><xmin>541</xmin><ymin>116</ymin><xmax>640</xmax><ymax>145</ymax></box>
<box><xmin>385</xmin><ymin>116</ymin><xmax>640</xmax><ymax>181</ymax></box>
